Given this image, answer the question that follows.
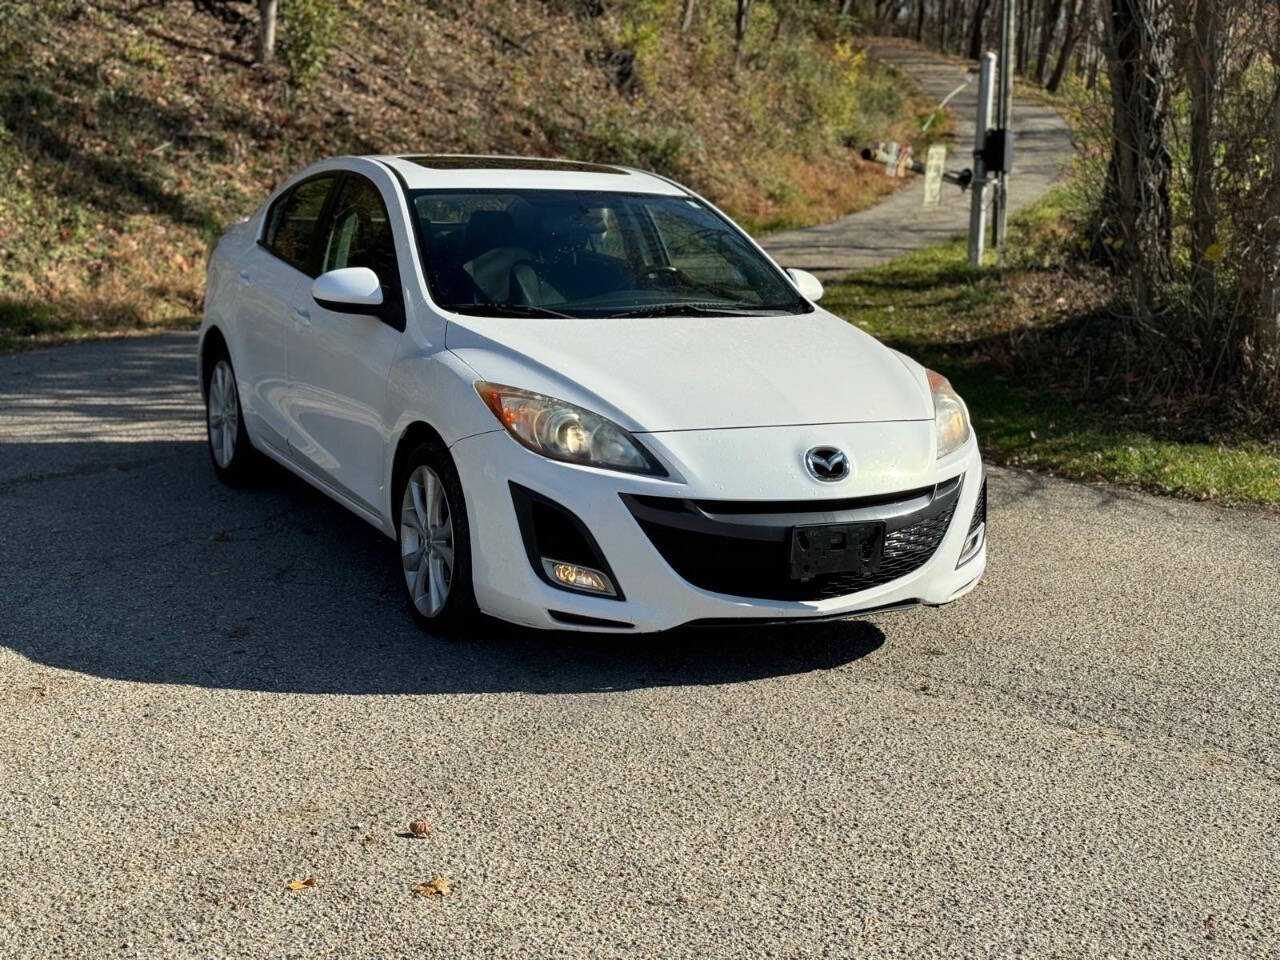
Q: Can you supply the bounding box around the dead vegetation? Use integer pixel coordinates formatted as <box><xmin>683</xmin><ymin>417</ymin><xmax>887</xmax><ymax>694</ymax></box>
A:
<box><xmin>0</xmin><ymin>0</ymin><xmax>931</xmax><ymax>349</ymax></box>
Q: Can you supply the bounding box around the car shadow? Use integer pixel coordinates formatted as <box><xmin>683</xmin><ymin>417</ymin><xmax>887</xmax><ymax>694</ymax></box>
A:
<box><xmin>0</xmin><ymin>436</ymin><xmax>885</xmax><ymax>697</ymax></box>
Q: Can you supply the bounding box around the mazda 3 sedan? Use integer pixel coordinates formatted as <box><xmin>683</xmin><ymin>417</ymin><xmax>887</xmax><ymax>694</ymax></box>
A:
<box><xmin>199</xmin><ymin>155</ymin><xmax>987</xmax><ymax>634</ymax></box>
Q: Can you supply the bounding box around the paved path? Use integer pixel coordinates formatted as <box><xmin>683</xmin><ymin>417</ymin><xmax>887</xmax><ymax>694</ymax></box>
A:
<box><xmin>762</xmin><ymin>42</ymin><xmax>1074</xmax><ymax>277</ymax></box>
<box><xmin>2</xmin><ymin>335</ymin><xmax>1279</xmax><ymax>958</ymax></box>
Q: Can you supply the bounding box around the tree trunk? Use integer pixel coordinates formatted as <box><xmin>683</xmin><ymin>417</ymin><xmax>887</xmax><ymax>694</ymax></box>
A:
<box><xmin>680</xmin><ymin>0</ymin><xmax>696</xmax><ymax>32</ymax></box>
<box><xmin>1179</xmin><ymin>0</ymin><xmax>1218</xmax><ymax>322</ymax></box>
<box><xmin>1035</xmin><ymin>0</ymin><xmax>1064</xmax><ymax>85</ymax></box>
<box><xmin>1016</xmin><ymin>0</ymin><xmax>1032</xmax><ymax>72</ymax></box>
<box><xmin>915</xmin><ymin>0</ymin><xmax>926</xmax><ymax>41</ymax></box>
<box><xmin>968</xmin><ymin>0</ymin><xmax>992</xmax><ymax>59</ymax></box>
<box><xmin>734</xmin><ymin>0</ymin><xmax>752</xmax><ymax>69</ymax></box>
<box><xmin>256</xmin><ymin>0</ymin><xmax>277</xmax><ymax>65</ymax></box>
<box><xmin>1047</xmin><ymin>0</ymin><xmax>1089</xmax><ymax>92</ymax></box>
<box><xmin>1258</xmin><ymin>85</ymin><xmax>1280</xmax><ymax>380</ymax></box>
<box><xmin>769</xmin><ymin>1</ymin><xmax>789</xmax><ymax>47</ymax></box>
<box><xmin>1099</xmin><ymin>0</ymin><xmax>1175</xmax><ymax>312</ymax></box>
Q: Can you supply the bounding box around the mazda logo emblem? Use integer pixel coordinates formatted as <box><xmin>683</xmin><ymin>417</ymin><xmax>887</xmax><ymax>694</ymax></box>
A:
<box><xmin>804</xmin><ymin>446</ymin><xmax>850</xmax><ymax>482</ymax></box>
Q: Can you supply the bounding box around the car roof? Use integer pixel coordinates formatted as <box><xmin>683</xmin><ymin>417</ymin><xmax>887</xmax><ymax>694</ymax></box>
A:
<box><xmin>371</xmin><ymin>154</ymin><xmax>688</xmax><ymax>196</ymax></box>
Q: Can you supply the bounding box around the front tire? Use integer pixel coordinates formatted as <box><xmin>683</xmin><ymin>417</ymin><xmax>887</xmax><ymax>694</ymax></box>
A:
<box><xmin>396</xmin><ymin>443</ymin><xmax>477</xmax><ymax>636</ymax></box>
<box><xmin>204</xmin><ymin>353</ymin><xmax>258</xmax><ymax>484</ymax></box>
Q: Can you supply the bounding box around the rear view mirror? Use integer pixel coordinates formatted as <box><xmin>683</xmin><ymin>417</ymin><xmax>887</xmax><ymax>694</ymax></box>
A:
<box><xmin>312</xmin><ymin>267</ymin><xmax>384</xmax><ymax>314</ymax></box>
<box><xmin>785</xmin><ymin>268</ymin><xmax>824</xmax><ymax>302</ymax></box>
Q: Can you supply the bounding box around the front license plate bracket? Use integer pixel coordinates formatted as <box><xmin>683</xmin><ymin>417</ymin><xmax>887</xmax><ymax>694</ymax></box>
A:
<box><xmin>789</xmin><ymin>522</ymin><xmax>886</xmax><ymax>581</ymax></box>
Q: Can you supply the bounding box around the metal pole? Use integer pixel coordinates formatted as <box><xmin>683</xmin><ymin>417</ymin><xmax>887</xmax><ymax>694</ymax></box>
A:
<box><xmin>993</xmin><ymin>0</ymin><xmax>1015</xmax><ymax>251</ymax></box>
<box><xmin>968</xmin><ymin>52</ymin><xmax>996</xmax><ymax>267</ymax></box>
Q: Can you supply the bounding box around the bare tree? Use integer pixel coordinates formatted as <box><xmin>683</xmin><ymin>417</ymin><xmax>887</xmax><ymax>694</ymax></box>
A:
<box><xmin>1047</xmin><ymin>0</ymin><xmax>1092</xmax><ymax>91</ymax></box>
<box><xmin>1035</xmin><ymin>0</ymin><xmax>1065</xmax><ymax>84</ymax></box>
<box><xmin>734</xmin><ymin>0</ymin><xmax>753</xmax><ymax>68</ymax></box>
<box><xmin>257</xmin><ymin>0</ymin><xmax>277</xmax><ymax>64</ymax></box>
<box><xmin>680</xmin><ymin>0</ymin><xmax>696</xmax><ymax>33</ymax></box>
<box><xmin>1099</xmin><ymin>0</ymin><xmax>1175</xmax><ymax>312</ymax></box>
<box><xmin>968</xmin><ymin>0</ymin><xmax>992</xmax><ymax>58</ymax></box>
<box><xmin>1174</xmin><ymin>0</ymin><xmax>1220</xmax><ymax>317</ymax></box>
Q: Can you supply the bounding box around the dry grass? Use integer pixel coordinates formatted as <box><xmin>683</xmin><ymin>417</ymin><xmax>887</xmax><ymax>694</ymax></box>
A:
<box><xmin>0</xmin><ymin>0</ymin><xmax>933</xmax><ymax>351</ymax></box>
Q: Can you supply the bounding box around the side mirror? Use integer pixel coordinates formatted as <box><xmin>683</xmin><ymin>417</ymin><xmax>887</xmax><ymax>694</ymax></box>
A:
<box><xmin>786</xmin><ymin>267</ymin><xmax>824</xmax><ymax>302</ymax></box>
<box><xmin>311</xmin><ymin>267</ymin><xmax>384</xmax><ymax>314</ymax></box>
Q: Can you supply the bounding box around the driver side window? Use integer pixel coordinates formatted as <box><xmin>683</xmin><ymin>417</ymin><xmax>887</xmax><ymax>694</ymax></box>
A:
<box><xmin>320</xmin><ymin>176</ymin><xmax>402</xmax><ymax>300</ymax></box>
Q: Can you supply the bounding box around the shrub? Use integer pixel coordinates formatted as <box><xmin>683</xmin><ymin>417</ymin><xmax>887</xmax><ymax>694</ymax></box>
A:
<box><xmin>279</xmin><ymin>0</ymin><xmax>349</xmax><ymax>87</ymax></box>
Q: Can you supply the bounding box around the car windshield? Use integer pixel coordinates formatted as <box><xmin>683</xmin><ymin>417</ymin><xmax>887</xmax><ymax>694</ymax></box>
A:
<box><xmin>408</xmin><ymin>189</ymin><xmax>811</xmax><ymax>319</ymax></box>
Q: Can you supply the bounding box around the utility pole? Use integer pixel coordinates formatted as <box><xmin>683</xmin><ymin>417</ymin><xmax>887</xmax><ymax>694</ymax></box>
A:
<box><xmin>968</xmin><ymin>52</ymin><xmax>996</xmax><ymax>266</ymax></box>
<box><xmin>993</xmin><ymin>0</ymin><xmax>1015</xmax><ymax>251</ymax></box>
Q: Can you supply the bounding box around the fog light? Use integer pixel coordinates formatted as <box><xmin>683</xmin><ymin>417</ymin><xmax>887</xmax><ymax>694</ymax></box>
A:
<box><xmin>543</xmin><ymin>558</ymin><xmax>617</xmax><ymax>596</ymax></box>
<box><xmin>957</xmin><ymin>522</ymin><xmax>985</xmax><ymax>568</ymax></box>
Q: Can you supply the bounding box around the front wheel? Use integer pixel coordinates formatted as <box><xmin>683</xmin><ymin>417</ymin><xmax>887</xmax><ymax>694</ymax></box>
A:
<box><xmin>396</xmin><ymin>444</ymin><xmax>477</xmax><ymax>636</ymax></box>
<box><xmin>204</xmin><ymin>354</ymin><xmax>259</xmax><ymax>484</ymax></box>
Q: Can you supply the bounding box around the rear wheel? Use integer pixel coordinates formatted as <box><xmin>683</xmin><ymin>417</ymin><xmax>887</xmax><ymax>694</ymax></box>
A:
<box><xmin>204</xmin><ymin>353</ymin><xmax>258</xmax><ymax>484</ymax></box>
<box><xmin>397</xmin><ymin>443</ymin><xmax>477</xmax><ymax>635</ymax></box>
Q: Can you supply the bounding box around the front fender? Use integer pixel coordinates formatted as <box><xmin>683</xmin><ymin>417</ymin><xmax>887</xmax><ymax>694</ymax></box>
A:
<box><xmin>379</xmin><ymin>346</ymin><xmax>502</xmax><ymax>523</ymax></box>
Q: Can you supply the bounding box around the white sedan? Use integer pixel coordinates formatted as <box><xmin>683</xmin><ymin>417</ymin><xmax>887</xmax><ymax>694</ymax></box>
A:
<box><xmin>199</xmin><ymin>154</ymin><xmax>987</xmax><ymax>634</ymax></box>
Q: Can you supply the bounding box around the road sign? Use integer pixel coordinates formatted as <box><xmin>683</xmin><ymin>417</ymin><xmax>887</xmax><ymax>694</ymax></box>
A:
<box><xmin>923</xmin><ymin>144</ymin><xmax>946</xmax><ymax>207</ymax></box>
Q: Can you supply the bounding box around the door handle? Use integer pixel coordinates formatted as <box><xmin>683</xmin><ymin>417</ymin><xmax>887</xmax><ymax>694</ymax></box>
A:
<box><xmin>292</xmin><ymin>306</ymin><xmax>311</xmax><ymax>327</ymax></box>
<box><xmin>236</xmin><ymin>269</ymin><xmax>252</xmax><ymax>286</ymax></box>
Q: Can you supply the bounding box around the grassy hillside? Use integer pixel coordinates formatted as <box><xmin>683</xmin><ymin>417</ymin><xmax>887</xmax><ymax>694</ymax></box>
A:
<box><xmin>0</xmin><ymin>0</ymin><xmax>934</xmax><ymax>351</ymax></box>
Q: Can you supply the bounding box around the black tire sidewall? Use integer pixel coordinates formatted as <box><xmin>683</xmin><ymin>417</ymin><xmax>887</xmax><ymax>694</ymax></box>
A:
<box><xmin>396</xmin><ymin>443</ymin><xmax>477</xmax><ymax>635</ymax></box>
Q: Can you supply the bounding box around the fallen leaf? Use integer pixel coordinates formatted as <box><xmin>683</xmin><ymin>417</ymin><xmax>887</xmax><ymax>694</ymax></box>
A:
<box><xmin>408</xmin><ymin>819</ymin><xmax>433</xmax><ymax>838</ymax></box>
<box><xmin>286</xmin><ymin>876</ymin><xmax>316</xmax><ymax>892</ymax></box>
<box><xmin>1203</xmin><ymin>241</ymin><xmax>1225</xmax><ymax>263</ymax></box>
<box><xmin>412</xmin><ymin>875</ymin><xmax>452</xmax><ymax>898</ymax></box>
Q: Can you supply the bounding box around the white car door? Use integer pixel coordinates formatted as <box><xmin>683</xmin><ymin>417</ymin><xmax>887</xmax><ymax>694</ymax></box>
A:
<box><xmin>286</xmin><ymin>172</ymin><xmax>406</xmax><ymax>516</ymax></box>
<box><xmin>237</xmin><ymin>174</ymin><xmax>339</xmax><ymax>456</ymax></box>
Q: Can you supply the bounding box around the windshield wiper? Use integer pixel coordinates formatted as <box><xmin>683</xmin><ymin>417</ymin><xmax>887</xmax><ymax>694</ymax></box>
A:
<box><xmin>450</xmin><ymin>303</ymin><xmax>578</xmax><ymax>319</ymax></box>
<box><xmin>609</xmin><ymin>302</ymin><xmax>791</xmax><ymax>318</ymax></box>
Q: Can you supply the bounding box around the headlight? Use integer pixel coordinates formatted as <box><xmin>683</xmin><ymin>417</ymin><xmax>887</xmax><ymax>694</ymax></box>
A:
<box><xmin>476</xmin><ymin>382</ymin><xmax>666</xmax><ymax>476</ymax></box>
<box><xmin>927</xmin><ymin>369</ymin><xmax>970</xmax><ymax>459</ymax></box>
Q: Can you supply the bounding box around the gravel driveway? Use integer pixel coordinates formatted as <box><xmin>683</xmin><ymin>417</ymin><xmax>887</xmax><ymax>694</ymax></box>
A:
<box><xmin>1</xmin><ymin>334</ymin><xmax>1278</xmax><ymax>958</ymax></box>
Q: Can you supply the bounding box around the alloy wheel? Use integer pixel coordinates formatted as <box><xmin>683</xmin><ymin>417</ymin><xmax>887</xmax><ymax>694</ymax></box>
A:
<box><xmin>207</xmin><ymin>359</ymin><xmax>239</xmax><ymax>469</ymax></box>
<box><xmin>400</xmin><ymin>465</ymin><xmax>455</xmax><ymax>617</ymax></box>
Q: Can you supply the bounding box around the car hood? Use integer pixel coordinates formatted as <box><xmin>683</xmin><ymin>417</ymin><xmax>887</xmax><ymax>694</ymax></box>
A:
<box><xmin>444</xmin><ymin>309</ymin><xmax>931</xmax><ymax>432</ymax></box>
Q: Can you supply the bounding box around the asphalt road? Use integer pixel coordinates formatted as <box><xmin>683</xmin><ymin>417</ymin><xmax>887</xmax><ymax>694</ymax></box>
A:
<box><xmin>762</xmin><ymin>42</ymin><xmax>1074</xmax><ymax>277</ymax></box>
<box><xmin>1</xmin><ymin>333</ymin><xmax>1279</xmax><ymax>959</ymax></box>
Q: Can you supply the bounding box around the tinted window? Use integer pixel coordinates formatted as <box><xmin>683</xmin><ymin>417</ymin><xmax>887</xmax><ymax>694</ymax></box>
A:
<box><xmin>409</xmin><ymin>189</ymin><xmax>808</xmax><ymax>319</ymax></box>
<box><xmin>264</xmin><ymin>176</ymin><xmax>336</xmax><ymax>272</ymax></box>
<box><xmin>320</xmin><ymin>177</ymin><xmax>402</xmax><ymax>296</ymax></box>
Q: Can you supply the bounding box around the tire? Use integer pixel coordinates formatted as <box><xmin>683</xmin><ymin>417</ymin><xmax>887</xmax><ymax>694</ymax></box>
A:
<box><xmin>203</xmin><ymin>350</ymin><xmax>259</xmax><ymax>485</ymax></box>
<box><xmin>395</xmin><ymin>442</ymin><xmax>478</xmax><ymax>636</ymax></box>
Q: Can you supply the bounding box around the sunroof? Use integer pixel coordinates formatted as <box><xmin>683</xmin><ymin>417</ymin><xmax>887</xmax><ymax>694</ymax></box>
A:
<box><xmin>399</xmin><ymin>155</ymin><xmax>628</xmax><ymax>175</ymax></box>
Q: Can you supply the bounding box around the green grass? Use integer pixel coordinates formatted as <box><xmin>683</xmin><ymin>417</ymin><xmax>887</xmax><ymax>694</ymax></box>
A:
<box><xmin>822</xmin><ymin>223</ymin><xmax>1280</xmax><ymax>507</ymax></box>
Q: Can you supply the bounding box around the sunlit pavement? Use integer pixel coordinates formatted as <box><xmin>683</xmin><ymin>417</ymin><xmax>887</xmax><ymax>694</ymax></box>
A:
<box><xmin>2</xmin><ymin>334</ymin><xmax>1278</xmax><ymax>958</ymax></box>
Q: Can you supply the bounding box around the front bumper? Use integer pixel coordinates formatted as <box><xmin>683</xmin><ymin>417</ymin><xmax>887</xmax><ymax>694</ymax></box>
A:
<box><xmin>450</xmin><ymin>424</ymin><xmax>987</xmax><ymax>632</ymax></box>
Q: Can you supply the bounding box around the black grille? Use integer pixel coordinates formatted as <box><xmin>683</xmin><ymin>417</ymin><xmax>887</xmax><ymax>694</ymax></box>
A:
<box><xmin>625</xmin><ymin>482</ymin><xmax>959</xmax><ymax>602</ymax></box>
<box><xmin>968</xmin><ymin>477</ymin><xmax>987</xmax><ymax>535</ymax></box>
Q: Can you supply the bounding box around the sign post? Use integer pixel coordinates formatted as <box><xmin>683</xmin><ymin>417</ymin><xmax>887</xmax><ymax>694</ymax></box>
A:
<box><xmin>968</xmin><ymin>52</ymin><xmax>996</xmax><ymax>266</ymax></box>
